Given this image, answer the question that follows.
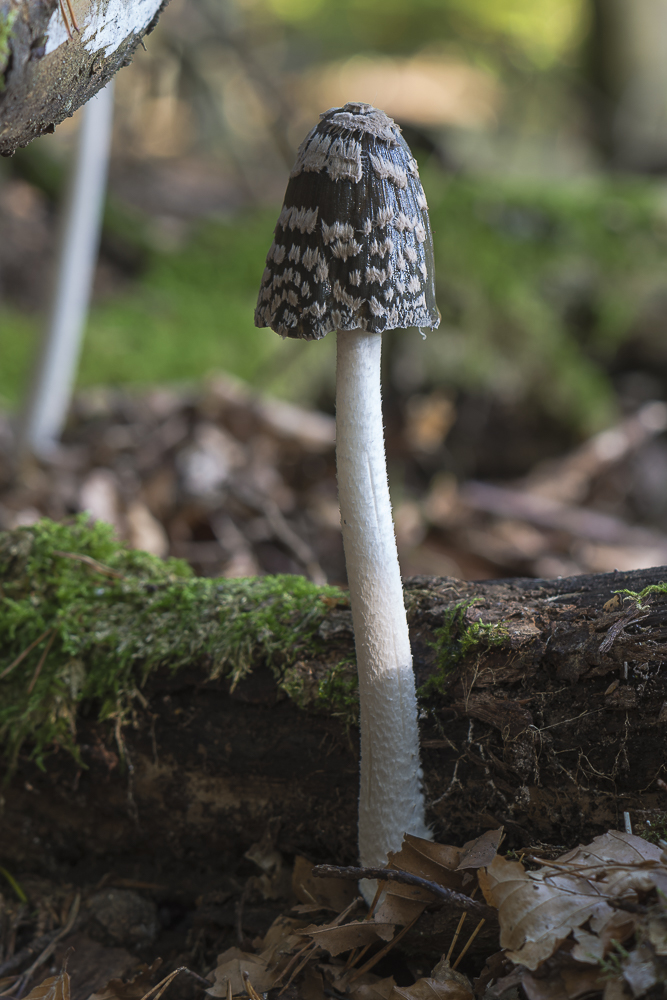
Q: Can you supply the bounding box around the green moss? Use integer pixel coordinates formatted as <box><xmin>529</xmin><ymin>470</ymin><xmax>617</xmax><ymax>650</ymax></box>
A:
<box><xmin>612</xmin><ymin>582</ymin><xmax>667</xmax><ymax>610</ymax></box>
<box><xmin>0</xmin><ymin>8</ymin><xmax>17</xmax><ymax>88</ymax></box>
<box><xmin>0</xmin><ymin>518</ymin><xmax>349</xmax><ymax>769</ymax></box>
<box><xmin>315</xmin><ymin>657</ymin><xmax>360</xmax><ymax>725</ymax></box>
<box><xmin>418</xmin><ymin>600</ymin><xmax>507</xmax><ymax>697</ymax></box>
<box><xmin>639</xmin><ymin>815</ymin><xmax>667</xmax><ymax>846</ymax></box>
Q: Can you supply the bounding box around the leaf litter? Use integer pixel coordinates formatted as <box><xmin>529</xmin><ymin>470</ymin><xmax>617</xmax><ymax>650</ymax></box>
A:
<box><xmin>3</xmin><ymin>828</ymin><xmax>667</xmax><ymax>1000</ymax></box>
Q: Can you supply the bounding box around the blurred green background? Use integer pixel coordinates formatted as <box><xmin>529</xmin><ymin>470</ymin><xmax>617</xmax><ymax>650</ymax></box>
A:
<box><xmin>3</xmin><ymin>0</ymin><xmax>667</xmax><ymax>466</ymax></box>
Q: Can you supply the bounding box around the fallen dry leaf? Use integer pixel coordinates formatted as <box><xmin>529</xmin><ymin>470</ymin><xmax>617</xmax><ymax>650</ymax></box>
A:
<box><xmin>430</xmin><ymin>956</ymin><xmax>474</xmax><ymax>994</ymax></box>
<box><xmin>646</xmin><ymin>911</ymin><xmax>667</xmax><ymax>956</ymax></box>
<box><xmin>520</xmin><ymin>955</ymin><xmax>606</xmax><ymax>1000</ymax></box>
<box><xmin>456</xmin><ymin>829</ymin><xmax>503</xmax><ymax>871</ymax></box>
<box><xmin>348</xmin><ymin>976</ymin><xmax>396</xmax><ymax>1000</ymax></box>
<box><xmin>374</xmin><ymin>835</ymin><xmax>468</xmax><ymax>925</ymax></box>
<box><xmin>305</xmin><ymin>920</ymin><xmax>396</xmax><ymax>956</ymax></box>
<box><xmin>551</xmin><ymin>830</ymin><xmax>667</xmax><ymax>900</ymax></box>
<box><xmin>392</xmin><ymin>980</ymin><xmax>471</xmax><ymax>1000</ymax></box>
<box><xmin>22</xmin><ymin>970</ymin><xmax>70</xmax><ymax>1000</ymax></box>
<box><xmin>207</xmin><ymin>948</ymin><xmax>278</xmax><ymax>997</ymax></box>
<box><xmin>480</xmin><ymin>828</ymin><xmax>667</xmax><ymax>996</ymax></box>
<box><xmin>570</xmin><ymin>910</ymin><xmax>636</xmax><ymax>966</ymax></box>
<box><xmin>391</xmin><ymin>957</ymin><xmax>474</xmax><ymax>1000</ymax></box>
<box><xmin>621</xmin><ymin>942</ymin><xmax>667</xmax><ymax>997</ymax></box>
<box><xmin>299</xmin><ymin>966</ymin><xmax>325</xmax><ymax>1000</ymax></box>
<box><xmin>260</xmin><ymin>915</ymin><xmax>310</xmax><ymax>962</ymax></box>
<box><xmin>601</xmin><ymin>980</ymin><xmax>630</xmax><ymax>1000</ymax></box>
<box><xmin>292</xmin><ymin>856</ymin><xmax>357</xmax><ymax>912</ymax></box>
<box><xmin>479</xmin><ymin>854</ymin><xmax>615</xmax><ymax>970</ymax></box>
<box><xmin>88</xmin><ymin>962</ymin><xmax>162</xmax><ymax>1000</ymax></box>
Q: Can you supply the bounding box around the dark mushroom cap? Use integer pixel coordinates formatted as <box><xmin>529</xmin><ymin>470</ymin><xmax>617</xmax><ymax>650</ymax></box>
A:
<box><xmin>255</xmin><ymin>102</ymin><xmax>441</xmax><ymax>341</ymax></box>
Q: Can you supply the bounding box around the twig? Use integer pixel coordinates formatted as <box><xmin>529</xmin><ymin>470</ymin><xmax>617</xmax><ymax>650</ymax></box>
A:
<box><xmin>451</xmin><ymin>918</ymin><xmax>485</xmax><ymax>970</ymax></box>
<box><xmin>139</xmin><ymin>968</ymin><xmax>183</xmax><ymax>1000</ymax></box>
<box><xmin>58</xmin><ymin>0</ymin><xmax>72</xmax><ymax>39</ymax></box>
<box><xmin>311</xmin><ymin>866</ymin><xmax>493</xmax><ymax>918</ymax></box>
<box><xmin>52</xmin><ymin>551</ymin><xmax>124</xmax><ymax>579</ymax></box>
<box><xmin>278</xmin><ymin>944</ymin><xmax>318</xmax><ymax>995</ymax></box>
<box><xmin>0</xmin><ymin>931</ymin><xmax>60</xmax><ymax>977</ymax></box>
<box><xmin>277</xmin><ymin>895</ymin><xmax>362</xmax><ymax>990</ymax></box>
<box><xmin>446</xmin><ymin>912</ymin><xmax>467</xmax><ymax>963</ymax></box>
<box><xmin>231</xmin><ymin>487</ymin><xmax>326</xmax><ymax>585</ymax></box>
<box><xmin>236</xmin><ymin>879</ymin><xmax>253</xmax><ymax>948</ymax></box>
<box><xmin>348</xmin><ymin>913</ymin><xmax>422</xmax><ymax>982</ymax></box>
<box><xmin>599</xmin><ymin>610</ymin><xmax>650</xmax><ymax>654</ymax></box>
<box><xmin>345</xmin><ymin>881</ymin><xmax>384</xmax><ymax>969</ymax></box>
<box><xmin>11</xmin><ymin>893</ymin><xmax>80</xmax><ymax>997</ymax></box>
<box><xmin>63</xmin><ymin>0</ymin><xmax>79</xmax><ymax>32</ymax></box>
<box><xmin>241</xmin><ymin>974</ymin><xmax>263</xmax><ymax>1000</ymax></box>
<box><xmin>26</xmin><ymin>630</ymin><xmax>56</xmax><ymax>695</ymax></box>
<box><xmin>0</xmin><ymin>630</ymin><xmax>53</xmax><ymax>681</ymax></box>
<box><xmin>276</xmin><ymin>941</ymin><xmax>314</xmax><ymax>993</ymax></box>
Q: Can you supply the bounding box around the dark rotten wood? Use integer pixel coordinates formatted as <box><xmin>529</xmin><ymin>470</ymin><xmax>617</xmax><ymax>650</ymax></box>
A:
<box><xmin>1</xmin><ymin>564</ymin><xmax>667</xmax><ymax>887</ymax></box>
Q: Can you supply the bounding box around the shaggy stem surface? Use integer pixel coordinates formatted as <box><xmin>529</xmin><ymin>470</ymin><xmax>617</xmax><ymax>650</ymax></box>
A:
<box><xmin>336</xmin><ymin>330</ymin><xmax>429</xmax><ymax>870</ymax></box>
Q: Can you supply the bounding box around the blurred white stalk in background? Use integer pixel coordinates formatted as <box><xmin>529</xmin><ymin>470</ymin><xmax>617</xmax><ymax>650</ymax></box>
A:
<box><xmin>18</xmin><ymin>81</ymin><xmax>115</xmax><ymax>459</ymax></box>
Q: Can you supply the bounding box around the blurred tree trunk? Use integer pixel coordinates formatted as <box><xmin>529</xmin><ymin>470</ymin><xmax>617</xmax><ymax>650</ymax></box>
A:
<box><xmin>584</xmin><ymin>0</ymin><xmax>667</xmax><ymax>171</ymax></box>
<box><xmin>0</xmin><ymin>0</ymin><xmax>168</xmax><ymax>157</ymax></box>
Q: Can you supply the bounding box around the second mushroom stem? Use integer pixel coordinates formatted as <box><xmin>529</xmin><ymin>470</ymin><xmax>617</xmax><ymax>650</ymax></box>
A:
<box><xmin>336</xmin><ymin>330</ymin><xmax>430</xmax><ymax>882</ymax></box>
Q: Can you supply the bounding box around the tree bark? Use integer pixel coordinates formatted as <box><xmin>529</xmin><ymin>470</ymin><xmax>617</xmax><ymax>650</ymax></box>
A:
<box><xmin>583</xmin><ymin>0</ymin><xmax>667</xmax><ymax>170</ymax></box>
<box><xmin>2</xmin><ymin>564</ymin><xmax>666</xmax><ymax>886</ymax></box>
<box><xmin>0</xmin><ymin>0</ymin><xmax>168</xmax><ymax>157</ymax></box>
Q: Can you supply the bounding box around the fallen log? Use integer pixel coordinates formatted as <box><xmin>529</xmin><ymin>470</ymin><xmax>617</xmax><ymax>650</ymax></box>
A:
<box><xmin>1</xmin><ymin>521</ymin><xmax>666</xmax><ymax>888</ymax></box>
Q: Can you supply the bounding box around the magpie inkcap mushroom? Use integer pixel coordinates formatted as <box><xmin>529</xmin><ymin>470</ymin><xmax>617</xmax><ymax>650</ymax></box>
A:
<box><xmin>254</xmin><ymin>102</ymin><xmax>440</xmax><ymax>340</ymax></box>
<box><xmin>255</xmin><ymin>102</ymin><xmax>439</xmax><ymax>889</ymax></box>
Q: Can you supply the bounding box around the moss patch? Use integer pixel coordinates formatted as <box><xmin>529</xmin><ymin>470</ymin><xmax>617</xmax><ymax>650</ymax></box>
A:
<box><xmin>419</xmin><ymin>600</ymin><xmax>508</xmax><ymax>697</ymax></box>
<box><xmin>612</xmin><ymin>582</ymin><xmax>667</xmax><ymax>610</ymax></box>
<box><xmin>0</xmin><ymin>518</ymin><xmax>348</xmax><ymax>768</ymax></box>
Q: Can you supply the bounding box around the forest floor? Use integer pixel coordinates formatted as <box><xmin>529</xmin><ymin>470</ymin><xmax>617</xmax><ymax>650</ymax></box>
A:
<box><xmin>2</xmin><ymin>374</ymin><xmax>667</xmax><ymax>588</ymax></box>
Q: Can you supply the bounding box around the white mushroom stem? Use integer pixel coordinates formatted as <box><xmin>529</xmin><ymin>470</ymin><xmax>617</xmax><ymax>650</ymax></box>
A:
<box><xmin>336</xmin><ymin>329</ymin><xmax>430</xmax><ymax>876</ymax></box>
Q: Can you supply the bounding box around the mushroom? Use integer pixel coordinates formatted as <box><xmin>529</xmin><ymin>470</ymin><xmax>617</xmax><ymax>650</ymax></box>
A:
<box><xmin>255</xmin><ymin>102</ymin><xmax>440</xmax><ymax>876</ymax></box>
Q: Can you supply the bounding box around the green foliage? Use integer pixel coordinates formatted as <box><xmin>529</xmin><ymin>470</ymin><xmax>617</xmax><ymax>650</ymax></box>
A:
<box><xmin>420</xmin><ymin>172</ymin><xmax>667</xmax><ymax>435</ymax></box>
<box><xmin>2</xmin><ymin>174</ymin><xmax>667</xmax><ymax>435</ymax></box>
<box><xmin>0</xmin><ymin>518</ymin><xmax>346</xmax><ymax>768</ymax></box>
<box><xmin>0</xmin><ymin>865</ymin><xmax>27</xmax><ymax>902</ymax></box>
<box><xmin>640</xmin><ymin>815</ymin><xmax>667</xmax><ymax>846</ymax></box>
<box><xmin>253</xmin><ymin>0</ymin><xmax>584</xmax><ymax>69</ymax></box>
<box><xmin>612</xmin><ymin>583</ymin><xmax>667</xmax><ymax>610</ymax></box>
<box><xmin>419</xmin><ymin>599</ymin><xmax>507</xmax><ymax>697</ymax></box>
<box><xmin>78</xmin><ymin>211</ymin><xmax>283</xmax><ymax>389</ymax></box>
<box><xmin>0</xmin><ymin>8</ymin><xmax>18</xmax><ymax>88</ymax></box>
<box><xmin>315</xmin><ymin>657</ymin><xmax>360</xmax><ymax>726</ymax></box>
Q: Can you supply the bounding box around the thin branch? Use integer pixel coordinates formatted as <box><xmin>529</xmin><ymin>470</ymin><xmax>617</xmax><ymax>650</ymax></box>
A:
<box><xmin>27</xmin><ymin>630</ymin><xmax>56</xmax><ymax>695</ymax></box>
<box><xmin>0</xmin><ymin>630</ymin><xmax>53</xmax><ymax>681</ymax></box>
<box><xmin>53</xmin><ymin>551</ymin><xmax>124</xmax><ymax>579</ymax></box>
<box><xmin>11</xmin><ymin>893</ymin><xmax>80</xmax><ymax>998</ymax></box>
<box><xmin>348</xmin><ymin>913</ymin><xmax>422</xmax><ymax>982</ymax></box>
<box><xmin>311</xmin><ymin>866</ymin><xmax>494</xmax><ymax>918</ymax></box>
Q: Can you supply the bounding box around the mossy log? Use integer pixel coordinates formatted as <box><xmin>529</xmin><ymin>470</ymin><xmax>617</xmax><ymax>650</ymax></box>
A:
<box><xmin>1</xmin><ymin>520</ymin><xmax>667</xmax><ymax>886</ymax></box>
<box><xmin>0</xmin><ymin>0</ymin><xmax>167</xmax><ymax>156</ymax></box>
